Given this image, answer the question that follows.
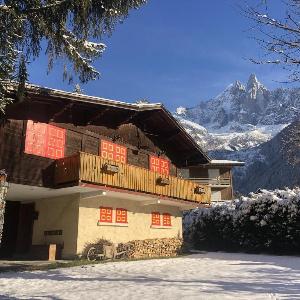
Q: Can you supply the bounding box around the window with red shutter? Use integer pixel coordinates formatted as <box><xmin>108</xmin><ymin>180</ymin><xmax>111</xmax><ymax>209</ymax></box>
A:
<box><xmin>162</xmin><ymin>213</ymin><xmax>172</xmax><ymax>227</ymax></box>
<box><xmin>100</xmin><ymin>140</ymin><xmax>127</xmax><ymax>164</ymax></box>
<box><xmin>149</xmin><ymin>156</ymin><xmax>170</xmax><ymax>175</ymax></box>
<box><xmin>151</xmin><ymin>212</ymin><xmax>161</xmax><ymax>226</ymax></box>
<box><xmin>115</xmin><ymin>208</ymin><xmax>128</xmax><ymax>224</ymax></box>
<box><xmin>99</xmin><ymin>207</ymin><xmax>113</xmax><ymax>223</ymax></box>
<box><xmin>25</xmin><ymin>120</ymin><xmax>65</xmax><ymax>159</ymax></box>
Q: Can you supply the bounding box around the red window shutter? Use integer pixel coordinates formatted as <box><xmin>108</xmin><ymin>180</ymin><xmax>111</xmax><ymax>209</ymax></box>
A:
<box><xmin>160</xmin><ymin>158</ymin><xmax>170</xmax><ymax>175</ymax></box>
<box><xmin>45</xmin><ymin>124</ymin><xmax>66</xmax><ymax>159</ymax></box>
<box><xmin>100</xmin><ymin>140</ymin><xmax>127</xmax><ymax>164</ymax></box>
<box><xmin>149</xmin><ymin>156</ymin><xmax>170</xmax><ymax>175</ymax></box>
<box><xmin>25</xmin><ymin>120</ymin><xmax>48</xmax><ymax>157</ymax></box>
<box><xmin>25</xmin><ymin>120</ymin><xmax>65</xmax><ymax>159</ymax></box>
<box><xmin>114</xmin><ymin>144</ymin><xmax>127</xmax><ymax>164</ymax></box>
<box><xmin>115</xmin><ymin>208</ymin><xmax>128</xmax><ymax>223</ymax></box>
<box><xmin>151</xmin><ymin>212</ymin><xmax>161</xmax><ymax>226</ymax></box>
<box><xmin>99</xmin><ymin>207</ymin><xmax>113</xmax><ymax>223</ymax></box>
<box><xmin>162</xmin><ymin>213</ymin><xmax>172</xmax><ymax>226</ymax></box>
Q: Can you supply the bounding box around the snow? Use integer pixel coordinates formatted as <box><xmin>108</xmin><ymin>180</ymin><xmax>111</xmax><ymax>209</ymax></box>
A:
<box><xmin>210</xmin><ymin>159</ymin><xmax>244</xmax><ymax>165</ymax></box>
<box><xmin>0</xmin><ymin>252</ymin><xmax>299</xmax><ymax>299</ymax></box>
<box><xmin>184</xmin><ymin>187</ymin><xmax>300</xmax><ymax>233</ymax></box>
<box><xmin>24</xmin><ymin>83</ymin><xmax>162</xmax><ymax>110</ymax></box>
<box><xmin>176</xmin><ymin>106</ymin><xmax>187</xmax><ymax>115</ymax></box>
<box><xmin>177</xmin><ymin>117</ymin><xmax>208</xmax><ymax>133</ymax></box>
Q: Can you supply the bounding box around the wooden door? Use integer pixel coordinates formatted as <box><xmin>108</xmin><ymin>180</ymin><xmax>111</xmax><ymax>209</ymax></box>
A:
<box><xmin>0</xmin><ymin>201</ymin><xmax>20</xmax><ymax>258</ymax></box>
<box><xmin>15</xmin><ymin>203</ymin><xmax>35</xmax><ymax>254</ymax></box>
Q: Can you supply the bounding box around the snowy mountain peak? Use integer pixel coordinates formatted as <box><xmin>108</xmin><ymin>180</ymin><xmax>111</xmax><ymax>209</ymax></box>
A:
<box><xmin>174</xmin><ymin>74</ymin><xmax>300</xmax><ymax>152</ymax></box>
<box><xmin>176</xmin><ymin>106</ymin><xmax>187</xmax><ymax>115</ymax></box>
<box><xmin>246</xmin><ymin>74</ymin><xmax>266</xmax><ymax>99</ymax></box>
<box><xmin>247</xmin><ymin>74</ymin><xmax>259</xmax><ymax>89</ymax></box>
<box><xmin>233</xmin><ymin>80</ymin><xmax>245</xmax><ymax>91</ymax></box>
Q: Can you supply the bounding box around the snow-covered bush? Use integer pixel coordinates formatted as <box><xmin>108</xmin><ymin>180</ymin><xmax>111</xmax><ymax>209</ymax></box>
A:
<box><xmin>184</xmin><ymin>188</ymin><xmax>300</xmax><ymax>254</ymax></box>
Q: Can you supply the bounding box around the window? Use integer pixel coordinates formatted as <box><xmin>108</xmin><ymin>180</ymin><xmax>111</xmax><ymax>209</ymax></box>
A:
<box><xmin>25</xmin><ymin>120</ymin><xmax>66</xmax><ymax>159</ymax></box>
<box><xmin>99</xmin><ymin>207</ymin><xmax>113</xmax><ymax>223</ymax></box>
<box><xmin>162</xmin><ymin>213</ymin><xmax>172</xmax><ymax>227</ymax></box>
<box><xmin>100</xmin><ymin>140</ymin><xmax>127</xmax><ymax>164</ymax></box>
<box><xmin>151</xmin><ymin>212</ymin><xmax>161</xmax><ymax>226</ymax></box>
<box><xmin>115</xmin><ymin>208</ymin><xmax>128</xmax><ymax>224</ymax></box>
<box><xmin>149</xmin><ymin>156</ymin><xmax>169</xmax><ymax>175</ymax></box>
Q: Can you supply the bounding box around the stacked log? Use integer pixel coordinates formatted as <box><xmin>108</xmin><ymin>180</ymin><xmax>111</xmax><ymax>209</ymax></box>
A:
<box><xmin>117</xmin><ymin>238</ymin><xmax>183</xmax><ymax>259</ymax></box>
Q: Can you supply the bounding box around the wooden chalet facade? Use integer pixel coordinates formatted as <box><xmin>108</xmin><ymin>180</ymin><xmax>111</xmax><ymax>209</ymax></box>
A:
<box><xmin>0</xmin><ymin>85</ymin><xmax>242</xmax><ymax>259</ymax></box>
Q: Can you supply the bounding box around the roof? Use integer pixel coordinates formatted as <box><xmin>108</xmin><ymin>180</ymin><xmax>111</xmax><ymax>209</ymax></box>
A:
<box><xmin>8</xmin><ymin>83</ymin><xmax>163</xmax><ymax>111</ymax></box>
<box><xmin>6</xmin><ymin>83</ymin><xmax>211</xmax><ymax>166</ymax></box>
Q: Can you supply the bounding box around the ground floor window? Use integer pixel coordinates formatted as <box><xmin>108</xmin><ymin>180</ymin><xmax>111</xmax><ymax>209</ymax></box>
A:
<box><xmin>115</xmin><ymin>208</ymin><xmax>128</xmax><ymax>224</ymax></box>
<box><xmin>162</xmin><ymin>213</ymin><xmax>172</xmax><ymax>226</ymax></box>
<box><xmin>151</xmin><ymin>212</ymin><xmax>161</xmax><ymax>226</ymax></box>
<box><xmin>99</xmin><ymin>207</ymin><xmax>113</xmax><ymax>223</ymax></box>
<box><xmin>151</xmin><ymin>212</ymin><xmax>172</xmax><ymax>227</ymax></box>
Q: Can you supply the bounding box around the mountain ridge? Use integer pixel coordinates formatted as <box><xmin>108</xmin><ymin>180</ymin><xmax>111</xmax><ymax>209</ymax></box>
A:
<box><xmin>175</xmin><ymin>74</ymin><xmax>298</xmax><ymax>152</ymax></box>
<box><xmin>174</xmin><ymin>74</ymin><xmax>300</xmax><ymax>194</ymax></box>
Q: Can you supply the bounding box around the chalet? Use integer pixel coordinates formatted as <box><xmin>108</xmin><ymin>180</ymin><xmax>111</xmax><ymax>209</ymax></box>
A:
<box><xmin>0</xmin><ymin>85</ymin><xmax>242</xmax><ymax>259</ymax></box>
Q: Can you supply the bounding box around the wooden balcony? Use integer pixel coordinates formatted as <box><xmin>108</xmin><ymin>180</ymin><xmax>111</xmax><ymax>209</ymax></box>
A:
<box><xmin>188</xmin><ymin>177</ymin><xmax>231</xmax><ymax>187</ymax></box>
<box><xmin>53</xmin><ymin>152</ymin><xmax>211</xmax><ymax>204</ymax></box>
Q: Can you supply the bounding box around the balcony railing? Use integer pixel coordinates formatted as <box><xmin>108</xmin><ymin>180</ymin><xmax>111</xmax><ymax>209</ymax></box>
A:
<box><xmin>188</xmin><ymin>177</ymin><xmax>231</xmax><ymax>187</ymax></box>
<box><xmin>53</xmin><ymin>152</ymin><xmax>211</xmax><ymax>203</ymax></box>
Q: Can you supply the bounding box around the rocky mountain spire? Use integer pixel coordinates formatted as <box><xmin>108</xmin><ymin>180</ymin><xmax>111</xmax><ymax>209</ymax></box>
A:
<box><xmin>246</xmin><ymin>74</ymin><xmax>264</xmax><ymax>99</ymax></box>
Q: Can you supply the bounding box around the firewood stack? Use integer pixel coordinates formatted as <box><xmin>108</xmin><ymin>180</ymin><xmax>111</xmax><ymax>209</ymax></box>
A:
<box><xmin>117</xmin><ymin>238</ymin><xmax>183</xmax><ymax>259</ymax></box>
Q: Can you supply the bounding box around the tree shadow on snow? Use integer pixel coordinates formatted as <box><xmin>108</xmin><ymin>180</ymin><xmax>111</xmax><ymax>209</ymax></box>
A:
<box><xmin>1</xmin><ymin>269</ymin><xmax>299</xmax><ymax>299</ymax></box>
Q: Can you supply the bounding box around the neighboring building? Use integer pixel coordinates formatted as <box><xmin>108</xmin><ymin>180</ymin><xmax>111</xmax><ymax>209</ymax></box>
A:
<box><xmin>183</xmin><ymin>159</ymin><xmax>245</xmax><ymax>202</ymax></box>
<box><xmin>0</xmin><ymin>85</ymin><xmax>241</xmax><ymax>259</ymax></box>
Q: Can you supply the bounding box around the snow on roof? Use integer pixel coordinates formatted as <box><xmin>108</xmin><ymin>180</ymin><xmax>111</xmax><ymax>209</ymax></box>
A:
<box><xmin>12</xmin><ymin>83</ymin><xmax>163</xmax><ymax>111</ymax></box>
<box><xmin>209</xmin><ymin>159</ymin><xmax>245</xmax><ymax>166</ymax></box>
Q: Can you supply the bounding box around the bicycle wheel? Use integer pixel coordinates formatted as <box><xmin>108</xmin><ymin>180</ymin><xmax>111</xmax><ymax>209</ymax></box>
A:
<box><xmin>87</xmin><ymin>247</ymin><xmax>98</xmax><ymax>261</ymax></box>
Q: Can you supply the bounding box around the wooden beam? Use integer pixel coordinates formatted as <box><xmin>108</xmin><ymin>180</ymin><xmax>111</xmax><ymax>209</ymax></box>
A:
<box><xmin>118</xmin><ymin>111</ymin><xmax>139</xmax><ymax>125</ymax></box>
<box><xmin>87</xmin><ymin>108</ymin><xmax>110</xmax><ymax>125</ymax></box>
<box><xmin>50</xmin><ymin>102</ymin><xmax>74</xmax><ymax>122</ymax></box>
<box><xmin>164</xmin><ymin>130</ymin><xmax>181</xmax><ymax>142</ymax></box>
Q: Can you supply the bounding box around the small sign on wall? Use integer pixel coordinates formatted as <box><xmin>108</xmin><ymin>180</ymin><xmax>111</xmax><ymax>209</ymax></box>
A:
<box><xmin>44</xmin><ymin>230</ymin><xmax>63</xmax><ymax>236</ymax></box>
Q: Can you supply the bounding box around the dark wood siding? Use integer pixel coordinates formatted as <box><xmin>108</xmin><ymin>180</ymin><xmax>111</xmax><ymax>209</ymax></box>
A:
<box><xmin>0</xmin><ymin>118</ymin><xmax>178</xmax><ymax>187</ymax></box>
<box><xmin>189</xmin><ymin>167</ymin><xmax>208</xmax><ymax>178</ymax></box>
<box><xmin>0</xmin><ymin>120</ymin><xmax>53</xmax><ymax>186</ymax></box>
<box><xmin>219</xmin><ymin>168</ymin><xmax>231</xmax><ymax>179</ymax></box>
<box><xmin>54</xmin><ymin>121</ymin><xmax>177</xmax><ymax>176</ymax></box>
<box><xmin>220</xmin><ymin>187</ymin><xmax>233</xmax><ymax>200</ymax></box>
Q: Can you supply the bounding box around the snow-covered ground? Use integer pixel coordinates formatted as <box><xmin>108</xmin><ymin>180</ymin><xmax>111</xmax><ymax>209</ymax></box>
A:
<box><xmin>1</xmin><ymin>252</ymin><xmax>300</xmax><ymax>299</ymax></box>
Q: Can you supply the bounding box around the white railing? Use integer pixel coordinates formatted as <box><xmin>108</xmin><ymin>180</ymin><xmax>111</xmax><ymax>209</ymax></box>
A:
<box><xmin>188</xmin><ymin>177</ymin><xmax>231</xmax><ymax>187</ymax></box>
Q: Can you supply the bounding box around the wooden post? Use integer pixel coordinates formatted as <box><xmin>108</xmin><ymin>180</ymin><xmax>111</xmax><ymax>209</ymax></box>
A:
<box><xmin>48</xmin><ymin>244</ymin><xmax>57</xmax><ymax>261</ymax></box>
<box><xmin>0</xmin><ymin>170</ymin><xmax>8</xmax><ymax>245</ymax></box>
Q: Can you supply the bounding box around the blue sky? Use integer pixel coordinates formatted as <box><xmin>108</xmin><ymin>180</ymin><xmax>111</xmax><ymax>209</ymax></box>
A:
<box><xmin>28</xmin><ymin>0</ymin><xmax>289</xmax><ymax>111</ymax></box>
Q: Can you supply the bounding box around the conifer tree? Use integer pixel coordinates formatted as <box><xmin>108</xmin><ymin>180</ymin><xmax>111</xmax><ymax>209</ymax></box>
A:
<box><xmin>0</xmin><ymin>0</ymin><xmax>147</xmax><ymax>113</ymax></box>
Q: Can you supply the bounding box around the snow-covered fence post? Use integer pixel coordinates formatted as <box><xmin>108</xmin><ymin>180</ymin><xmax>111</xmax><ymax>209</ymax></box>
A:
<box><xmin>0</xmin><ymin>170</ymin><xmax>9</xmax><ymax>245</ymax></box>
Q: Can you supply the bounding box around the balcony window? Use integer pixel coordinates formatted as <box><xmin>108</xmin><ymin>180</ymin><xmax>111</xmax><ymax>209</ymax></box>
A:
<box><xmin>100</xmin><ymin>140</ymin><xmax>127</xmax><ymax>164</ymax></box>
<box><xmin>25</xmin><ymin>120</ymin><xmax>65</xmax><ymax>159</ymax></box>
<box><xmin>149</xmin><ymin>156</ymin><xmax>169</xmax><ymax>175</ymax></box>
<box><xmin>99</xmin><ymin>207</ymin><xmax>113</xmax><ymax>223</ymax></box>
